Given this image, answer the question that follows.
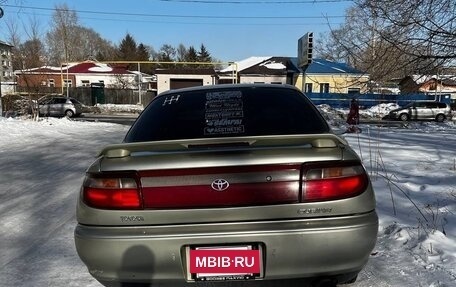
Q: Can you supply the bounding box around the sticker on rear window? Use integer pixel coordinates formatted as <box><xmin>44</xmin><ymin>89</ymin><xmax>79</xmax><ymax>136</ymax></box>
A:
<box><xmin>204</xmin><ymin>126</ymin><xmax>245</xmax><ymax>135</ymax></box>
<box><xmin>204</xmin><ymin>91</ymin><xmax>244</xmax><ymax>136</ymax></box>
<box><xmin>162</xmin><ymin>95</ymin><xmax>181</xmax><ymax>106</ymax></box>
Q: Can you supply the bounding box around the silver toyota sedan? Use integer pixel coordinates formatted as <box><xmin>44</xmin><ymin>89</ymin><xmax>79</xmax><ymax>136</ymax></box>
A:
<box><xmin>75</xmin><ymin>84</ymin><xmax>378</xmax><ymax>287</ymax></box>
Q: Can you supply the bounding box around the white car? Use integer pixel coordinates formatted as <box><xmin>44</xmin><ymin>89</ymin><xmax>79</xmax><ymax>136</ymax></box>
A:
<box><xmin>38</xmin><ymin>96</ymin><xmax>83</xmax><ymax>118</ymax></box>
<box><xmin>387</xmin><ymin>101</ymin><xmax>452</xmax><ymax>122</ymax></box>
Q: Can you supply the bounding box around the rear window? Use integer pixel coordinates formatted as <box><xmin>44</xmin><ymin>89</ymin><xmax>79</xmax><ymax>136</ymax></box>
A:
<box><xmin>436</xmin><ymin>102</ymin><xmax>447</xmax><ymax>109</ymax></box>
<box><xmin>70</xmin><ymin>98</ymin><xmax>82</xmax><ymax>105</ymax></box>
<box><xmin>55</xmin><ymin>98</ymin><xmax>67</xmax><ymax>104</ymax></box>
<box><xmin>125</xmin><ymin>86</ymin><xmax>330</xmax><ymax>142</ymax></box>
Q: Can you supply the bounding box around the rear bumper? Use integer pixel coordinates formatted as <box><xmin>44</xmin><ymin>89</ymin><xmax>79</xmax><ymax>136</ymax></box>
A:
<box><xmin>75</xmin><ymin>211</ymin><xmax>378</xmax><ymax>285</ymax></box>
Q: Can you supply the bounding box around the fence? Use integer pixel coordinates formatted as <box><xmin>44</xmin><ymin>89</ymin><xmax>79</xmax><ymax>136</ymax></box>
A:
<box><xmin>307</xmin><ymin>92</ymin><xmax>453</xmax><ymax>109</ymax></box>
<box><xmin>3</xmin><ymin>87</ymin><xmax>453</xmax><ymax>114</ymax></box>
<box><xmin>13</xmin><ymin>86</ymin><xmax>156</xmax><ymax>106</ymax></box>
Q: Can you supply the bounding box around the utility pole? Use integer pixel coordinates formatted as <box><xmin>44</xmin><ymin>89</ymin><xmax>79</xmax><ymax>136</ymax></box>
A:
<box><xmin>137</xmin><ymin>62</ymin><xmax>142</xmax><ymax>105</ymax></box>
<box><xmin>0</xmin><ymin>6</ymin><xmax>4</xmax><ymax>116</ymax></box>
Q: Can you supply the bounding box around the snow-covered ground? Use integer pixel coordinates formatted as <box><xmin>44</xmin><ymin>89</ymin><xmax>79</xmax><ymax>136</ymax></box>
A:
<box><xmin>0</xmin><ymin>104</ymin><xmax>455</xmax><ymax>286</ymax></box>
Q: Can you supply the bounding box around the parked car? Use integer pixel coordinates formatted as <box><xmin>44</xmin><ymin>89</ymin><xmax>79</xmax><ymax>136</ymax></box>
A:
<box><xmin>38</xmin><ymin>96</ymin><xmax>83</xmax><ymax>117</ymax></box>
<box><xmin>75</xmin><ymin>84</ymin><xmax>378</xmax><ymax>287</ymax></box>
<box><xmin>386</xmin><ymin>101</ymin><xmax>452</xmax><ymax>122</ymax></box>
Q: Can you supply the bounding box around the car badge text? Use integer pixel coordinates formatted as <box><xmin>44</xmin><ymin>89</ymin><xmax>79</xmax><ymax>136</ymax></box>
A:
<box><xmin>211</xmin><ymin>179</ymin><xmax>230</xmax><ymax>191</ymax></box>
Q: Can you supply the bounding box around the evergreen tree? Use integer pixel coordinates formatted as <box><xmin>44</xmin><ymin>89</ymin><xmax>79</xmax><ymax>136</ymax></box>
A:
<box><xmin>118</xmin><ymin>33</ymin><xmax>137</xmax><ymax>61</ymax></box>
<box><xmin>197</xmin><ymin>44</ymin><xmax>212</xmax><ymax>63</ymax></box>
<box><xmin>186</xmin><ymin>46</ymin><xmax>198</xmax><ymax>62</ymax></box>
<box><xmin>137</xmin><ymin>43</ymin><xmax>150</xmax><ymax>61</ymax></box>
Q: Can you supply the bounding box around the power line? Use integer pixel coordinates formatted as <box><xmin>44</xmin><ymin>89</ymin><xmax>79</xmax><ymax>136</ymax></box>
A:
<box><xmin>11</xmin><ymin>9</ymin><xmax>343</xmax><ymax>26</ymax></box>
<box><xmin>3</xmin><ymin>4</ymin><xmax>347</xmax><ymax>19</ymax></box>
<box><xmin>158</xmin><ymin>0</ymin><xmax>351</xmax><ymax>3</ymax></box>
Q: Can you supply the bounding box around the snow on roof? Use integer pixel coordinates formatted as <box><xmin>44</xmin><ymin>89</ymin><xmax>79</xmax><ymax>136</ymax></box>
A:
<box><xmin>259</xmin><ymin>60</ymin><xmax>287</xmax><ymax>70</ymax></box>
<box><xmin>88</xmin><ymin>65</ymin><xmax>113</xmax><ymax>73</ymax></box>
<box><xmin>16</xmin><ymin>61</ymin><xmax>133</xmax><ymax>75</ymax></box>
<box><xmin>220</xmin><ymin>56</ymin><xmax>272</xmax><ymax>72</ymax></box>
<box><xmin>411</xmin><ymin>74</ymin><xmax>456</xmax><ymax>85</ymax></box>
<box><xmin>0</xmin><ymin>40</ymin><xmax>13</xmax><ymax>47</ymax></box>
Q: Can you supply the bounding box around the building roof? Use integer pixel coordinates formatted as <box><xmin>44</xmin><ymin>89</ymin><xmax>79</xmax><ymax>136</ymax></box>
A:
<box><xmin>220</xmin><ymin>56</ymin><xmax>272</xmax><ymax>73</ymax></box>
<box><xmin>410</xmin><ymin>74</ymin><xmax>456</xmax><ymax>85</ymax></box>
<box><xmin>15</xmin><ymin>61</ymin><xmax>135</xmax><ymax>75</ymax></box>
<box><xmin>0</xmin><ymin>40</ymin><xmax>13</xmax><ymax>47</ymax></box>
<box><xmin>240</xmin><ymin>57</ymin><xmax>298</xmax><ymax>75</ymax></box>
<box><xmin>289</xmin><ymin>58</ymin><xmax>366</xmax><ymax>74</ymax></box>
<box><xmin>222</xmin><ymin>56</ymin><xmax>365</xmax><ymax>76</ymax></box>
<box><xmin>154</xmin><ymin>68</ymin><xmax>217</xmax><ymax>75</ymax></box>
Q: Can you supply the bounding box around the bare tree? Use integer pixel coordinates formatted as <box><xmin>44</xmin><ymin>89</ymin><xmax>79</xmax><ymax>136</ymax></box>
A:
<box><xmin>157</xmin><ymin>44</ymin><xmax>177</xmax><ymax>68</ymax></box>
<box><xmin>356</xmin><ymin>0</ymin><xmax>456</xmax><ymax>70</ymax></box>
<box><xmin>46</xmin><ymin>4</ymin><xmax>116</xmax><ymax>66</ymax></box>
<box><xmin>75</xmin><ymin>26</ymin><xmax>116</xmax><ymax>61</ymax></box>
<box><xmin>109</xmin><ymin>74</ymin><xmax>135</xmax><ymax>89</ymax></box>
<box><xmin>3</xmin><ymin>16</ymin><xmax>22</xmax><ymax>70</ymax></box>
<box><xmin>158</xmin><ymin>44</ymin><xmax>176</xmax><ymax>62</ymax></box>
<box><xmin>3</xmin><ymin>12</ymin><xmax>45</xmax><ymax>119</ymax></box>
<box><xmin>176</xmin><ymin>43</ymin><xmax>187</xmax><ymax>62</ymax></box>
<box><xmin>316</xmin><ymin>5</ymin><xmax>441</xmax><ymax>85</ymax></box>
<box><xmin>19</xmin><ymin>14</ymin><xmax>45</xmax><ymax>69</ymax></box>
<box><xmin>46</xmin><ymin>3</ymin><xmax>79</xmax><ymax>65</ymax></box>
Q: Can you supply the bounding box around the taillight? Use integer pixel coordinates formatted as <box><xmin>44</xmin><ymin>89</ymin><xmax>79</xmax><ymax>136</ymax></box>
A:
<box><xmin>82</xmin><ymin>173</ymin><xmax>142</xmax><ymax>209</ymax></box>
<box><xmin>302</xmin><ymin>162</ymin><xmax>368</xmax><ymax>202</ymax></box>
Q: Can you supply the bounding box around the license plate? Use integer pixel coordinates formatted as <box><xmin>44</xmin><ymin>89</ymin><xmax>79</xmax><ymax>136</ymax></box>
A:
<box><xmin>186</xmin><ymin>245</ymin><xmax>263</xmax><ymax>281</ymax></box>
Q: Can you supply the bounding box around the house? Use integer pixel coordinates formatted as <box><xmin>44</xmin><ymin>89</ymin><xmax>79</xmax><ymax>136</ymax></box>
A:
<box><xmin>154</xmin><ymin>68</ymin><xmax>218</xmax><ymax>94</ymax></box>
<box><xmin>293</xmin><ymin>58</ymin><xmax>370</xmax><ymax>94</ymax></box>
<box><xmin>219</xmin><ymin>56</ymin><xmax>298</xmax><ymax>85</ymax></box>
<box><xmin>0</xmin><ymin>40</ymin><xmax>15</xmax><ymax>96</ymax></box>
<box><xmin>15</xmin><ymin>60</ymin><xmax>154</xmax><ymax>92</ymax></box>
<box><xmin>220</xmin><ymin>56</ymin><xmax>369</xmax><ymax>94</ymax></box>
<box><xmin>399</xmin><ymin>75</ymin><xmax>456</xmax><ymax>100</ymax></box>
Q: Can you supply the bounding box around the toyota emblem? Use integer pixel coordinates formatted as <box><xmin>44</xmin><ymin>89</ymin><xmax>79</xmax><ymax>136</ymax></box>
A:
<box><xmin>211</xmin><ymin>179</ymin><xmax>230</xmax><ymax>191</ymax></box>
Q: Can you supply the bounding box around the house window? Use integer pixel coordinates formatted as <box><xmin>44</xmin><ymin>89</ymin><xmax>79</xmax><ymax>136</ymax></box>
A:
<box><xmin>305</xmin><ymin>83</ymin><xmax>313</xmax><ymax>93</ymax></box>
<box><xmin>81</xmin><ymin>80</ymin><xmax>90</xmax><ymax>87</ymax></box>
<box><xmin>319</xmin><ymin>83</ymin><xmax>330</xmax><ymax>93</ymax></box>
<box><xmin>348</xmin><ymin>88</ymin><xmax>360</xmax><ymax>94</ymax></box>
<box><xmin>63</xmin><ymin>79</ymin><xmax>72</xmax><ymax>87</ymax></box>
<box><xmin>48</xmin><ymin>79</ymin><xmax>55</xmax><ymax>87</ymax></box>
<box><xmin>1</xmin><ymin>60</ymin><xmax>6</xmax><ymax>66</ymax></box>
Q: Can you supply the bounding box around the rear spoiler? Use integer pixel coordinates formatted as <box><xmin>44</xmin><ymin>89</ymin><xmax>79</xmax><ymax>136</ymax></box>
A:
<box><xmin>98</xmin><ymin>134</ymin><xmax>348</xmax><ymax>158</ymax></box>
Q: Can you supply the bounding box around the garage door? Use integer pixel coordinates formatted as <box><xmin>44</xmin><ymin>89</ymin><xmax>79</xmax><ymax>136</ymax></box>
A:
<box><xmin>170</xmin><ymin>79</ymin><xmax>204</xmax><ymax>90</ymax></box>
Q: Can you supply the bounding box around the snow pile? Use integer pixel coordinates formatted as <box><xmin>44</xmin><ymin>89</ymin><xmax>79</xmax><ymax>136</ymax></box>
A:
<box><xmin>317</xmin><ymin>103</ymin><xmax>401</xmax><ymax>125</ymax></box>
<box><xmin>3</xmin><ymin>102</ymin><xmax>145</xmax><ymax>119</ymax></box>
<box><xmin>94</xmin><ymin>103</ymin><xmax>144</xmax><ymax>114</ymax></box>
<box><xmin>360</xmin><ymin>103</ymin><xmax>401</xmax><ymax>118</ymax></box>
